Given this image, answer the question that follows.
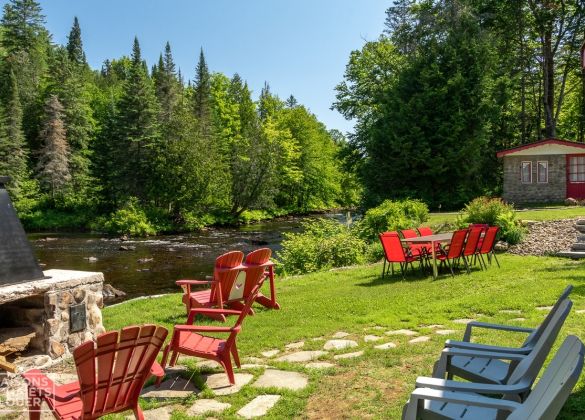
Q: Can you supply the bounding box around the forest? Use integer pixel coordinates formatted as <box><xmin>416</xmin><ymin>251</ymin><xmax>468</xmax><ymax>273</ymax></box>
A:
<box><xmin>0</xmin><ymin>0</ymin><xmax>358</xmax><ymax>234</ymax></box>
<box><xmin>334</xmin><ymin>0</ymin><xmax>585</xmax><ymax>209</ymax></box>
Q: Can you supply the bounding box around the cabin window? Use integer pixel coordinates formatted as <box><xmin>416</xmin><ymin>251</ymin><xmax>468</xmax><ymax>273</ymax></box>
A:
<box><xmin>537</xmin><ymin>161</ymin><xmax>548</xmax><ymax>183</ymax></box>
<box><xmin>521</xmin><ymin>161</ymin><xmax>532</xmax><ymax>184</ymax></box>
<box><xmin>569</xmin><ymin>156</ymin><xmax>585</xmax><ymax>182</ymax></box>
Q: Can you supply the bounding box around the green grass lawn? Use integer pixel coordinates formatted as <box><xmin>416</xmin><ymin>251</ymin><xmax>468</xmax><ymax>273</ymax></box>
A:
<box><xmin>428</xmin><ymin>205</ymin><xmax>585</xmax><ymax>227</ymax></box>
<box><xmin>103</xmin><ymin>254</ymin><xmax>585</xmax><ymax>419</ymax></box>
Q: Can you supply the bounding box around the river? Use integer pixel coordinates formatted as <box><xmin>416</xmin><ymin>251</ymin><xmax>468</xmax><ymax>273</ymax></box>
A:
<box><xmin>29</xmin><ymin>213</ymin><xmax>346</xmax><ymax>302</ymax></box>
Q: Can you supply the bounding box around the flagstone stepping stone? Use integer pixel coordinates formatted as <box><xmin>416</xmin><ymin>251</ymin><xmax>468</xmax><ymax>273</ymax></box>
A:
<box><xmin>332</xmin><ymin>331</ymin><xmax>350</xmax><ymax>338</ymax></box>
<box><xmin>452</xmin><ymin>319</ymin><xmax>476</xmax><ymax>324</ymax></box>
<box><xmin>240</xmin><ymin>364</ymin><xmax>270</xmax><ymax>369</ymax></box>
<box><xmin>323</xmin><ymin>339</ymin><xmax>358</xmax><ymax>350</ymax></box>
<box><xmin>312</xmin><ymin>337</ymin><xmax>325</xmax><ymax>341</ymax></box>
<box><xmin>187</xmin><ymin>399</ymin><xmax>231</xmax><ymax>416</ymax></box>
<box><xmin>499</xmin><ymin>309</ymin><xmax>522</xmax><ymax>314</ymax></box>
<box><xmin>237</xmin><ymin>395</ymin><xmax>281</xmax><ymax>418</ymax></box>
<box><xmin>252</xmin><ymin>369</ymin><xmax>308</xmax><ymax>391</ymax></box>
<box><xmin>364</xmin><ymin>335</ymin><xmax>383</xmax><ymax>342</ymax></box>
<box><xmin>285</xmin><ymin>341</ymin><xmax>305</xmax><ymax>350</ymax></box>
<box><xmin>305</xmin><ymin>362</ymin><xmax>336</xmax><ymax>369</ymax></box>
<box><xmin>141</xmin><ymin>377</ymin><xmax>198</xmax><ymax>399</ymax></box>
<box><xmin>261</xmin><ymin>349</ymin><xmax>280</xmax><ymax>358</ymax></box>
<box><xmin>423</xmin><ymin>324</ymin><xmax>444</xmax><ymax>329</ymax></box>
<box><xmin>385</xmin><ymin>329</ymin><xmax>418</xmax><ymax>336</ymax></box>
<box><xmin>333</xmin><ymin>351</ymin><xmax>364</xmax><ymax>360</ymax></box>
<box><xmin>202</xmin><ymin>372</ymin><xmax>254</xmax><ymax>396</ymax></box>
<box><xmin>125</xmin><ymin>405</ymin><xmax>179</xmax><ymax>420</ymax></box>
<box><xmin>276</xmin><ymin>350</ymin><xmax>327</xmax><ymax>363</ymax></box>
<box><xmin>576</xmin><ymin>309</ymin><xmax>585</xmax><ymax>314</ymax></box>
<box><xmin>374</xmin><ymin>342</ymin><xmax>397</xmax><ymax>350</ymax></box>
<box><xmin>536</xmin><ymin>306</ymin><xmax>553</xmax><ymax>311</ymax></box>
<box><xmin>197</xmin><ymin>360</ymin><xmax>221</xmax><ymax>369</ymax></box>
<box><xmin>244</xmin><ymin>357</ymin><xmax>264</xmax><ymax>363</ymax></box>
<box><xmin>435</xmin><ymin>330</ymin><xmax>457</xmax><ymax>335</ymax></box>
<box><xmin>373</xmin><ymin>326</ymin><xmax>385</xmax><ymax>330</ymax></box>
<box><xmin>409</xmin><ymin>336</ymin><xmax>431</xmax><ymax>344</ymax></box>
<box><xmin>510</xmin><ymin>318</ymin><xmax>526</xmax><ymax>321</ymax></box>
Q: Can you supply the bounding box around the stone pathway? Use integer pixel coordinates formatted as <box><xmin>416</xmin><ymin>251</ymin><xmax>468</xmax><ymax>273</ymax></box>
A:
<box><xmin>409</xmin><ymin>336</ymin><xmax>430</xmax><ymax>344</ymax></box>
<box><xmin>324</xmin><ymin>339</ymin><xmax>358</xmax><ymax>350</ymax></box>
<box><xmin>238</xmin><ymin>395</ymin><xmax>281</xmax><ymax>418</ymax></box>
<box><xmin>510</xmin><ymin>317</ymin><xmax>526</xmax><ymax>321</ymax></box>
<box><xmin>305</xmin><ymin>362</ymin><xmax>335</xmax><ymax>369</ymax></box>
<box><xmin>536</xmin><ymin>306</ymin><xmax>553</xmax><ymax>311</ymax></box>
<box><xmin>253</xmin><ymin>369</ymin><xmax>308</xmax><ymax>391</ymax></box>
<box><xmin>126</xmin><ymin>405</ymin><xmax>178</xmax><ymax>420</ymax></box>
<box><xmin>334</xmin><ymin>351</ymin><xmax>364</xmax><ymax>360</ymax></box>
<box><xmin>261</xmin><ymin>349</ymin><xmax>280</xmax><ymax>358</ymax></box>
<box><xmin>187</xmin><ymin>399</ymin><xmax>231</xmax><ymax>416</ymax></box>
<box><xmin>385</xmin><ymin>329</ymin><xmax>418</xmax><ymax>336</ymax></box>
<box><xmin>203</xmin><ymin>372</ymin><xmax>253</xmax><ymax>396</ymax></box>
<box><xmin>452</xmin><ymin>318</ymin><xmax>476</xmax><ymax>324</ymax></box>
<box><xmin>499</xmin><ymin>309</ymin><xmax>522</xmax><ymax>314</ymax></box>
<box><xmin>276</xmin><ymin>350</ymin><xmax>328</xmax><ymax>363</ymax></box>
<box><xmin>141</xmin><ymin>377</ymin><xmax>198</xmax><ymax>399</ymax></box>
<box><xmin>364</xmin><ymin>335</ymin><xmax>383</xmax><ymax>342</ymax></box>
<box><xmin>285</xmin><ymin>341</ymin><xmax>305</xmax><ymax>350</ymax></box>
<box><xmin>332</xmin><ymin>331</ymin><xmax>350</xmax><ymax>338</ymax></box>
<box><xmin>374</xmin><ymin>342</ymin><xmax>396</xmax><ymax>350</ymax></box>
<box><xmin>576</xmin><ymin>309</ymin><xmax>585</xmax><ymax>314</ymax></box>
<box><xmin>435</xmin><ymin>329</ymin><xmax>456</xmax><ymax>336</ymax></box>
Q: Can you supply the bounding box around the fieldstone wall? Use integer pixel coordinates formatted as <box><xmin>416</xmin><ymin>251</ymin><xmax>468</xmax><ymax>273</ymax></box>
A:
<box><xmin>0</xmin><ymin>269</ymin><xmax>105</xmax><ymax>359</ymax></box>
<box><xmin>502</xmin><ymin>154</ymin><xmax>566</xmax><ymax>204</ymax></box>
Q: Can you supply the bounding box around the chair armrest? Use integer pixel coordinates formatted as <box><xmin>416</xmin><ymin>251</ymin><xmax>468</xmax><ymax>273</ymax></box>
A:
<box><xmin>150</xmin><ymin>361</ymin><xmax>164</xmax><ymax>379</ymax></box>
<box><xmin>433</xmin><ymin>347</ymin><xmax>526</xmax><ymax>378</ymax></box>
<box><xmin>187</xmin><ymin>308</ymin><xmax>242</xmax><ymax>324</ymax></box>
<box><xmin>444</xmin><ymin>339</ymin><xmax>531</xmax><ymax>354</ymax></box>
<box><xmin>463</xmin><ymin>321</ymin><xmax>534</xmax><ymax>341</ymax></box>
<box><xmin>402</xmin><ymin>388</ymin><xmax>519</xmax><ymax>420</ymax></box>
<box><xmin>414</xmin><ymin>376</ymin><xmax>530</xmax><ymax>395</ymax></box>
<box><xmin>174</xmin><ymin>325</ymin><xmax>238</xmax><ymax>333</ymax></box>
<box><xmin>22</xmin><ymin>370</ymin><xmax>79</xmax><ymax>402</ymax></box>
<box><xmin>176</xmin><ymin>279</ymin><xmax>214</xmax><ymax>286</ymax></box>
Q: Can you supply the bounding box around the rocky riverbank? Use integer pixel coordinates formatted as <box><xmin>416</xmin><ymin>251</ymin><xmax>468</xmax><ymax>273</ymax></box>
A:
<box><xmin>508</xmin><ymin>218</ymin><xmax>580</xmax><ymax>256</ymax></box>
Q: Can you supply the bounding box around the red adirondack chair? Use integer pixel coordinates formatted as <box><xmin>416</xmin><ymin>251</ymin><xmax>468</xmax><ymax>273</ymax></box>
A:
<box><xmin>379</xmin><ymin>232</ymin><xmax>422</xmax><ymax>279</ymax></box>
<box><xmin>23</xmin><ymin>325</ymin><xmax>167</xmax><ymax>420</ymax></box>
<box><xmin>177</xmin><ymin>251</ymin><xmax>244</xmax><ymax>321</ymax></box>
<box><xmin>160</xmin><ymin>267</ymin><xmax>266</xmax><ymax>385</ymax></box>
<box><xmin>435</xmin><ymin>229</ymin><xmax>468</xmax><ymax>277</ymax></box>
<box><xmin>224</xmin><ymin>248</ymin><xmax>278</xmax><ymax>313</ymax></box>
<box><xmin>461</xmin><ymin>227</ymin><xmax>483</xmax><ymax>273</ymax></box>
<box><xmin>477</xmin><ymin>226</ymin><xmax>501</xmax><ymax>268</ymax></box>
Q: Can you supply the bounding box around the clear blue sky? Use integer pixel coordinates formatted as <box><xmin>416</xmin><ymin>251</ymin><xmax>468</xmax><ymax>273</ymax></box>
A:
<box><xmin>5</xmin><ymin>0</ymin><xmax>391</xmax><ymax>134</ymax></box>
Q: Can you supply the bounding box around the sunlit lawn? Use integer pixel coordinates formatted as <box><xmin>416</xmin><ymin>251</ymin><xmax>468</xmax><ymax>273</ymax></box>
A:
<box><xmin>102</xmin><ymin>254</ymin><xmax>585</xmax><ymax>419</ymax></box>
<box><xmin>428</xmin><ymin>205</ymin><xmax>585</xmax><ymax>227</ymax></box>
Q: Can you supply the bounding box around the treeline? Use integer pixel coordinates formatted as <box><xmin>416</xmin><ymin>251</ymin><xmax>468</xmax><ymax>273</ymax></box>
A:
<box><xmin>0</xmin><ymin>0</ymin><xmax>358</xmax><ymax>233</ymax></box>
<box><xmin>334</xmin><ymin>0</ymin><xmax>585</xmax><ymax>209</ymax></box>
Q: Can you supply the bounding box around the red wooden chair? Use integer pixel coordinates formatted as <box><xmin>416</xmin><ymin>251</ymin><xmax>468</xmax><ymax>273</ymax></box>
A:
<box><xmin>160</xmin><ymin>268</ymin><xmax>266</xmax><ymax>385</ymax></box>
<box><xmin>177</xmin><ymin>251</ymin><xmax>244</xmax><ymax>322</ymax></box>
<box><xmin>461</xmin><ymin>227</ymin><xmax>483</xmax><ymax>273</ymax></box>
<box><xmin>23</xmin><ymin>325</ymin><xmax>167</xmax><ymax>420</ymax></box>
<box><xmin>477</xmin><ymin>226</ymin><xmax>500</xmax><ymax>268</ymax></box>
<box><xmin>435</xmin><ymin>229</ymin><xmax>468</xmax><ymax>277</ymax></box>
<box><xmin>379</xmin><ymin>232</ymin><xmax>422</xmax><ymax>279</ymax></box>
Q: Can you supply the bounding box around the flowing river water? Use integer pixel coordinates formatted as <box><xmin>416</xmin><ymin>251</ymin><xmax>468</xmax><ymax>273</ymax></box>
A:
<box><xmin>29</xmin><ymin>213</ymin><xmax>345</xmax><ymax>303</ymax></box>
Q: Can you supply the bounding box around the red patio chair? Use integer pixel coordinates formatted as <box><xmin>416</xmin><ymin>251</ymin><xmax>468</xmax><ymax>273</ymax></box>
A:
<box><xmin>379</xmin><ymin>232</ymin><xmax>422</xmax><ymax>279</ymax></box>
<box><xmin>400</xmin><ymin>229</ymin><xmax>428</xmax><ymax>259</ymax></box>
<box><xmin>477</xmin><ymin>226</ymin><xmax>501</xmax><ymax>268</ymax></box>
<box><xmin>469</xmin><ymin>223</ymin><xmax>489</xmax><ymax>251</ymax></box>
<box><xmin>435</xmin><ymin>229</ymin><xmax>468</xmax><ymax>277</ymax></box>
<box><xmin>177</xmin><ymin>250</ymin><xmax>244</xmax><ymax>321</ymax></box>
<box><xmin>23</xmin><ymin>325</ymin><xmax>167</xmax><ymax>420</ymax></box>
<box><xmin>461</xmin><ymin>227</ymin><xmax>483</xmax><ymax>274</ymax></box>
<box><xmin>417</xmin><ymin>226</ymin><xmax>433</xmax><ymax>236</ymax></box>
<box><xmin>160</xmin><ymin>267</ymin><xmax>266</xmax><ymax>385</ymax></box>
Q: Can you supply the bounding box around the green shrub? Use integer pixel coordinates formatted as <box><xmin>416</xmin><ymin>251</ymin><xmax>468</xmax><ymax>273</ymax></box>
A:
<box><xmin>358</xmin><ymin>199</ymin><xmax>429</xmax><ymax>241</ymax></box>
<box><xmin>462</xmin><ymin>197</ymin><xmax>526</xmax><ymax>244</ymax></box>
<box><xmin>97</xmin><ymin>198</ymin><xmax>157</xmax><ymax>236</ymax></box>
<box><xmin>277</xmin><ymin>218</ymin><xmax>367</xmax><ymax>275</ymax></box>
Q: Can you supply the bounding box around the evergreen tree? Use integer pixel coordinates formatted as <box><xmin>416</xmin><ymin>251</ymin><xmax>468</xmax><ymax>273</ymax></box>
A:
<box><xmin>66</xmin><ymin>16</ymin><xmax>85</xmax><ymax>65</ymax></box>
<box><xmin>285</xmin><ymin>95</ymin><xmax>298</xmax><ymax>108</ymax></box>
<box><xmin>193</xmin><ymin>48</ymin><xmax>211</xmax><ymax>121</ymax></box>
<box><xmin>36</xmin><ymin>95</ymin><xmax>70</xmax><ymax>199</ymax></box>
<box><xmin>258</xmin><ymin>82</ymin><xmax>282</xmax><ymax>121</ymax></box>
<box><xmin>0</xmin><ymin>0</ymin><xmax>45</xmax><ymax>54</ymax></box>
<box><xmin>154</xmin><ymin>42</ymin><xmax>179</xmax><ymax>127</ymax></box>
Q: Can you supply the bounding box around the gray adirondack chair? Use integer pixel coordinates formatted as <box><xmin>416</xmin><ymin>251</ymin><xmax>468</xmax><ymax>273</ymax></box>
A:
<box><xmin>402</xmin><ymin>335</ymin><xmax>584</xmax><ymax>420</ymax></box>
<box><xmin>432</xmin><ymin>299</ymin><xmax>572</xmax><ymax>399</ymax></box>
<box><xmin>445</xmin><ymin>285</ymin><xmax>572</xmax><ymax>355</ymax></box>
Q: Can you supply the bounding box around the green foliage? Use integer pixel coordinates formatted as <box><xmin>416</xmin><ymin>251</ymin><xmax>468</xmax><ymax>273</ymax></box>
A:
<box><xmin>277</xmin><ymin>218</ymin><xmax>367</xmax><ymax>275</ymax></box>
<box><xmin>97</xmin><ymin>198</ymin><xmax>156</xmax><ymax>236</ymax></box>
<box><xmin>21</xmin><ymin>207</ymin><xmax>93</xmax><ymax>230</ymax></box>
<box><xmin>358</xmin><ymin>199</ymin><xmax>429</xmax><ymax>241</ymax></box>
<box><xmin>462</xmin><ymin>196</ymin><xmax>526</xmax><ymax>244</ymax></box>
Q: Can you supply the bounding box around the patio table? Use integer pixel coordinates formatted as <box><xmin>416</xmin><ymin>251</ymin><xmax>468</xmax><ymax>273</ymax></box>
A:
<box><xmin>403</xmin><ymin>233</ymin><xmax>453</xmax><ymax>279</ymax></box>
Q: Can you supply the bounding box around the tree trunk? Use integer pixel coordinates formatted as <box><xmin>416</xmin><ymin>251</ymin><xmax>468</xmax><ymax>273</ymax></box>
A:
<box><xmin>542</xmin><ymin>28</ymin><xmax>556</xmax><ymax>138</ymax></box>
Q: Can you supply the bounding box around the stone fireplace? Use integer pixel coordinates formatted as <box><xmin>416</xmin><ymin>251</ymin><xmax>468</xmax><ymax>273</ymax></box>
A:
<box><xmin>0</xmin><ymin>269</ymin><xmax>105</xmax><ymax>363</ymax></box>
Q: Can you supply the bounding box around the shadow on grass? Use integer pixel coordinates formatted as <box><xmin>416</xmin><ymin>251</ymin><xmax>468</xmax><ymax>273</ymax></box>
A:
<box><xmin>559</xmin><ymin>386</ymin><xmax>585</xmax><ymax>419</ymax></box>
<box><xmin>356</xmin><ymin>266</ymin><xmax>465</xmax><ymax>287</ymax></box>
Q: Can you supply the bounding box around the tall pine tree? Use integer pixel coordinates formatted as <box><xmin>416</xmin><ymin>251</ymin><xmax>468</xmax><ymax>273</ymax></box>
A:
<box><xmin>66</xmin><ymin>16</ymin><xmax>86</xmax><ymax>65</ymax></box>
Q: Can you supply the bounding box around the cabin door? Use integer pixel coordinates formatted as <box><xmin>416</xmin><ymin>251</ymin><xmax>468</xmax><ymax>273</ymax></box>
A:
<box><xmin>567</xmin><ymin>154</ymin><xmax>585</xmax><ymax>199</ymax></box>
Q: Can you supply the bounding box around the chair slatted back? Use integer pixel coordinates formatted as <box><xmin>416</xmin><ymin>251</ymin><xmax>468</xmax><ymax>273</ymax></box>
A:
<box><xmin>212</xmin><ymin>251</ymin><xmax>244</xmax><ymax>305</ymax></box>
<box><xmin>462</xmin><ymin>227</ymin><xmax>482</xmax><ymax>257</ymax></box>
<box><xmin>400</xmin><ymin>229</ymin><xmax>418</xmax><ymax>239</ymax></box>
<box><xmin>379</xmin><ymin>233</ymin><xmax>407</xmax><ymax>263</ymax></box>
<box><xmin>417</xmin><ymin>227</ymin><xmax>433</xmax><ymax>236</ymax></box>
<box><xmin>479</xmin><ymin>226</ymin><xmax>499</xmax><ymax>254</ymax></box>
<box><xmin>446</xmin><ymin>229</ymin><xmax>468</xmax><ymax>259</ymax></box>
<box><xmin>74</xmin><ymin>325</ymin><xmax>168</xmax><ymax>417</ymax></box>
<box><xmin>242</xmin><ymin>248</ymin><xmax>272</xmax><ymax>298</ymax></box>
<box><xmin>509</xmin><ymin>335</ymin><xmax>584</xmax><ymax>420</ymax></box>
<box><xmin>507</xmin><ymin>300</ymin><xmax>572</xmax><ymax>386</ymax></box>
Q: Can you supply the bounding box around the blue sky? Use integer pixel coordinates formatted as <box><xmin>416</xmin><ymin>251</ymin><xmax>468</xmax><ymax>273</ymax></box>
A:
<box><xmin>4</xmin><ymin>0</ymin><xmax>391</xmax><ymax>134</ymax></box>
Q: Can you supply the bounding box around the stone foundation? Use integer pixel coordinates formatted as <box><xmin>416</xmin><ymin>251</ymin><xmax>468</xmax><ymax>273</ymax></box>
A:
<box><xmin>0</xmin><ymin>269</ymin><xmax>105</xmax><ymax>359</ymax></box>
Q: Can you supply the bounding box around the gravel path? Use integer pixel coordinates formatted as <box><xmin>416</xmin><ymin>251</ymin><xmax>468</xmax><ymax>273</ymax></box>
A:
<box><xmin>508</xmin><ymin>218</ymin><xmax>580</xmax><ymax>256</ymax></box>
